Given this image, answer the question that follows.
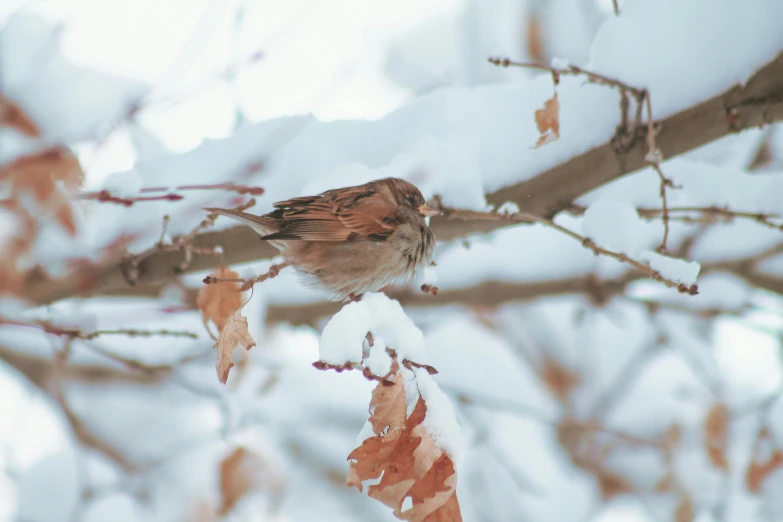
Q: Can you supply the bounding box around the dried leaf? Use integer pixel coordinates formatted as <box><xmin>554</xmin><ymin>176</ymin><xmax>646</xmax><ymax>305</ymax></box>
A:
<box><xmin>216</xmin><ymin>446</ymin><xmax>285</xmax><ymax>516</ymax></box>
<box><xmin>596</xmin><ymin>468</ymin><xmax>633</xmax><ymax>500</ymax></box>
<box><xmin>704</xmin><ymin>402</ymin><xmax>729</xmax><ymax>472</ymax></box>
<box><xmin>216</xmin><ymin>312</ymin><xmax>256</xmax><ymax>385</ymax></box>
<box><xmin>525</xmin><ymin>13</ymin><xmax>545</xmax><ymax>64</ymax></box>
<box><xmin>0</xmin><ymin>96</ymin><xmax>39</xmax><ymax>137</ymax></box>
<box><xmin>534</xmin><ymin>94</ymin><xmax>560</xmax><ymax>148</ymax></box>
<box><xmin>347</xmin><ymin>362</ymin><xmax>461</xmax><ymax>522</ymax></box>
<box><xmin>654</xmin><ymin>473</ymin><xmax>674</xmax><ymax>493</ymax></box>
<box><xmin>1</xmin><ymin>148</ymin><xmax>84</xmax><ymax>236</ymax></box>
<box><xmin>746</xmin><ymin>426</ymin><xmax>783</xmax><ymax>493</ymax></box>
<box><xmin>197</xmin><ymin>267</ymin><xmax>243</xmax><ymax>337</ymax></box>
<box><xmin>540</xmin><ymin>356</ymin><xmax>579</xmax><ymax>403</ymax></box>
<box><xmin>664</xmin><ymin>423</ymin><xmax>682</xmax><ymax>447</ymax></box>
<box><xmin>219</xmin><ymin>447</ymin><xmax>262</xmax><ymax>515</ymax></box>
<box><xmin>674</xmin><ymin>494</ymin><xmax>694</xmax><ymax>522</ymax></box>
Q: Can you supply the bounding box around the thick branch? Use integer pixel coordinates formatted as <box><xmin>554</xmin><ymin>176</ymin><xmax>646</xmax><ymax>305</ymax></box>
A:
<box><xmin>264</xmin><ymin>275</ymin><xmax>637</xmax><ymax>325</ymax></box>
<box><xmin>254</xmin><ymin>242</ymin><xmax>783</xmax><ymax>325</ymax></box>
<box><xmin>26</xmin><ymin>52</ymin><xmax>783</xmax><ymax>304</ymax></box>
<box><xmin>0</xmin><ymin>344</ymin><xmax>159</xmax><ymax>388</ymax></box>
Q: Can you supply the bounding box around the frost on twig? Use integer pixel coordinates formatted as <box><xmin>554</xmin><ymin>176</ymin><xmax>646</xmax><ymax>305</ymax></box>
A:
<box><xmin>312</xmin><ymin>293</ymin><xmax>461</xmax><ymax>521</ymax></box>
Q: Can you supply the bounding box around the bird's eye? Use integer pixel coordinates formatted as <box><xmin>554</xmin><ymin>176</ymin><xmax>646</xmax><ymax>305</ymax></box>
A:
<box><xmin>406</xmin><ymin>196</ymin><xmax>418</xmax><ymax>207</ymax></box>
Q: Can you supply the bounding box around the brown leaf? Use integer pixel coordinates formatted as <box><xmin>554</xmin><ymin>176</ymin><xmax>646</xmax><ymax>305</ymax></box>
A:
<box><xmin>1</xmin><ymin>148</ymin><xmax>84</xmax><ymax>236</ymax></box>
<box><xmin>746</xmin><ymin>426</ymin><xmax>783</xmax><ymax>493</ymax></box>
<box><xmin>654</xmin><ymin>473</ymin><xmax>674</xmax><ymax>493</ymax></box>
<box><xmin>596</xmin><ymin>468</ymin><xmax>633</xmax><ymax>501</ymax></box>
<box><xmin>664</xmin><ymin>423</ymin><xmax>682</xmax><ymax>447</ymax></box>
<box><xmin>674</xmin><ymin>494</ymin><xmax>694</xmax><ymax>522</ymax></box>
<box><xmin>525</xmin><ymin>13</ymin><xmax>545</xmax><ymax>64</ymax></box>
<box><xmin>0</xmin><ymin>96</ymin><xmax>39</xmax><ymax>137</ymax></box>
<box><xmin>539</xmin><ymin>356</ymin><xmax>579</xmax><ymax>403</ymax></box>
<box><xmin>703</xmin><ymin>402</ymin><xmax>729</xmax><ymax>471</ymax></box>
<box><xmin>218</xmin><ymin>447</ymin><xmax>262</xmax><ymax>516</ymax></box>
<box><xmin>347</xmin><ymin>362</ymin><xmax>461</xmax><ymax>522</ymax></box>
<box><xmin>197</xmin><ymin>267</ymin><xmax>244</xmax><ymax>337</ymax></box>
<box><xmin>534</xmin><ymin>94</ymin><xmax>560</xmax><ymax>148</ymax></box>
<box><xmin>215</xmin><ymin>312</ymin><xmax>256</xmax><ymax>385</ymax></box>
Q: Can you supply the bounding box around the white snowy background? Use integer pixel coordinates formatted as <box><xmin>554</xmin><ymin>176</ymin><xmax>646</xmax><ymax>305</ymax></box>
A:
<box><xmin>2</xmin><ymin>0</ymin><xmax>783</xmax><ymax>520</ymax></box>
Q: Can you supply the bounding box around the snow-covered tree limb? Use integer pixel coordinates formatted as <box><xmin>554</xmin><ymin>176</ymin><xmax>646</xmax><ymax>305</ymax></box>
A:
<box><xmin>25</xmin><ymin>52</ymin><xmax>783</xmax><ymax>305</ymax></box>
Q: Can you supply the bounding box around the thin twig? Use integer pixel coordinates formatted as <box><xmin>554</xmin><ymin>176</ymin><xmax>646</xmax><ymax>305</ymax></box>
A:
<box><xmin>568</xmin><ymin>203</ymin><xmax>783</xmax><ymax>235</ymax></box>
<box><xmin>0</xmin><ymin>319</ymin><xmax>198</xmax><ymax>341</ymax></box>
<box><xmin>140</xmin><ymin>181</ymin><xmax>264</xmax><ymax>196</ymax></box>
<box><xmin>487</xmin><ymin>57</ymin><xmax>645</xmax><ymax>99</ymax></box>
<box><xmin>79</xmin><ymin>190</ymin><xmax>184</xmax><ymax>207</ymax></box>
<box><xmin>122</xmin><ymin>198</ymin><xmax>257</xmax><ymax>284</ymax></box>
<box><xmin>639</xmin><ymin>92</ymin><xmax>675</xmax><ymax>254</ymax></box>
<box><xmin>612</xmin><ymin>0</ymin><xmax>620</xmax><ymax>16</ymax></box>
<box><xmin>436</xmin><ymin>204</ymin><xmax>698</xmax><ymax>295</ymax></box>
<box><xmin>649</xmin><ymin>164</ymin><xmax>673</xmax><ymax>252</ymax></box>
<box><xmin>202</xmin><ymin>260</ymin><xmax>291</xmax><ymax>292</ymax></box>
<box><xmin>313</xmin><ymin>347</ymin><xmax>438</xmax><ymax>385</ymax></box>
<box><xmin>80</xmin><ymin>181</ymin><xmax>265</xmax><ymax>207</ymax></box>
<box><xmin>156</xmin><ymin>215</ymin><xmax>170</xmax><ymax>248</ymax></box>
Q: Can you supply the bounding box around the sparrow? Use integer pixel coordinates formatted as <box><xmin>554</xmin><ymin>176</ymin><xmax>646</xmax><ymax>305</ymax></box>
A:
<box><xmin>205</xmin><ymin>177</ymin><xmax>439</xmax><ymax>301</ymax></box>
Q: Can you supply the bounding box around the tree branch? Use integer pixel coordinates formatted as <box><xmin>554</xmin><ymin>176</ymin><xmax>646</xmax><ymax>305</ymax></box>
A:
<box><xmin>24</xmin><ymin>52</ymin><xmax>783</xmax><ymax>305</ymax></box>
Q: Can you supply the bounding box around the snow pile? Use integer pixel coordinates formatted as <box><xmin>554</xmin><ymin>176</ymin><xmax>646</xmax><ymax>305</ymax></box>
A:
<box><xmin>319</xmin><ymin>293</ymin><xmax>426</xmax><ymax>367</ymax></box>
<box><xmin>17</xmin><ymin>450</ymin><xmax>80</xmax><ymax>522</ymax></box>
<box><xmin>0</xmin><ymin>12</ymin><xmax>146</xmax><ymax>156</ymax></box>
<box><xmin>582</xmin><ymin>199</ymin><xmax>644</xmax><ymax>256</ymax></box>
<box><xmin>581</xmin><ymin>197</ymin><xmax>702</xmax><ymax>286</ymax></box>
<box><xmin>410</xmin><ymin>366</ymin><xmax>461</xmax><ymax>459</ymax></box>
<box><xmin>640</xmin><ymin>251</ymin><xmax>701</xmax><ymax>286</ymax></box>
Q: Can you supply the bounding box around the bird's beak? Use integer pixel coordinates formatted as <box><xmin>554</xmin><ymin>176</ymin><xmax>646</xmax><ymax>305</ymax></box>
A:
<box><xmin>418</xmin><ymin>204</ymin><xmax>441</xmax><ymax>217</ymax></box>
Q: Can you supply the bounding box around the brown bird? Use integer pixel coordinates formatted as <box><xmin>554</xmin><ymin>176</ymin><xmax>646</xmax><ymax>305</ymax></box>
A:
<box><xmin>205</xmin><ymin>177</ymin><xmax>439</xmax><ymax>301</ymax></box>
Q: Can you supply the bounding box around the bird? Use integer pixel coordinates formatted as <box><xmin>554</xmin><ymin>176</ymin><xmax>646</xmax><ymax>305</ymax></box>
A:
<box><xmin>205</xmin><ymin>177</ymin><xmax>439</xmax><ymax>301</ymax></box>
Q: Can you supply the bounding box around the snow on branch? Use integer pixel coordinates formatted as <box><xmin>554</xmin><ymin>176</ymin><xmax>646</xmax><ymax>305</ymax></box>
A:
<box><xmin>435</xmin><ymin>202</ymin><xmax>700</xmax><ymax>294</ymax></box>
<box><xmin>59</xmin><ymin>50</ymin><xmax>783</xmax><ymax>303</ymax></box>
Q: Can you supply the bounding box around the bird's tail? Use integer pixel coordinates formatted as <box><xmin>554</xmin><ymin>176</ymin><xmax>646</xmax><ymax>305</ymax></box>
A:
<box><xmin>204</xmin><ymin>208</ymin><xmax>281</xmax><ymax>238</ymax></box>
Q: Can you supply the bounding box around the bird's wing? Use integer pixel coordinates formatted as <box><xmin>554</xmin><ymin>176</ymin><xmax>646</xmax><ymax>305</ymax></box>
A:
<box><xmin>262</xmin><ymin>187</ymin><xmax>399</xmax><ymax>242</ymax></box>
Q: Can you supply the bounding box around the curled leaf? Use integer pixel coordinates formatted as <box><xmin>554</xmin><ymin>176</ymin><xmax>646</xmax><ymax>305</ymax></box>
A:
<box><xmin>0</xmin><ymin>96</ymin><xmax>39</xmax><ymax>137</ymax></box>
<box><xmin>216</xmin><ymin>312</ymin><xmax>256</xmax><ymax>385</ymax></box>
<box><xmin>197</xmin><ymin>266</ymin><xmax>243</xmax><ymax>337</ymax></box>
<box><xmin>219</xmin><ymin>447</ymin><xmax>284</xmax><ymax>515</ymax></box>
<box><xmin>534</xmin><ymin>94</ymin><xmax>560</xmax><ymax>148</ymax></box>
<box><xmin>2</xmin><ymin>148</ymin><xmax>84</xmax><ymax>236</ymax></box>
<box><xmin>347</xmin><ymin>361</ymin><xmax>461</xmax><ymax>522</ymax></box>
<box><xmin>746</xmin><ymin>426</ymin><xmax>783</xmax><ymax>493</ymax></box>
<box><xmin>539</xmin><ymin>356</ymin><xmax>579</xmax><ymax>403</ymax></box>
<box><xmin>675</xmin><ymin>494</ymin><xmax>694</xmax><ymax>522</ymax></box>
<box><xmin>704</xmin><ymin>402</ymin><xmax>729</xmax><ymax>472</ymax></box>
